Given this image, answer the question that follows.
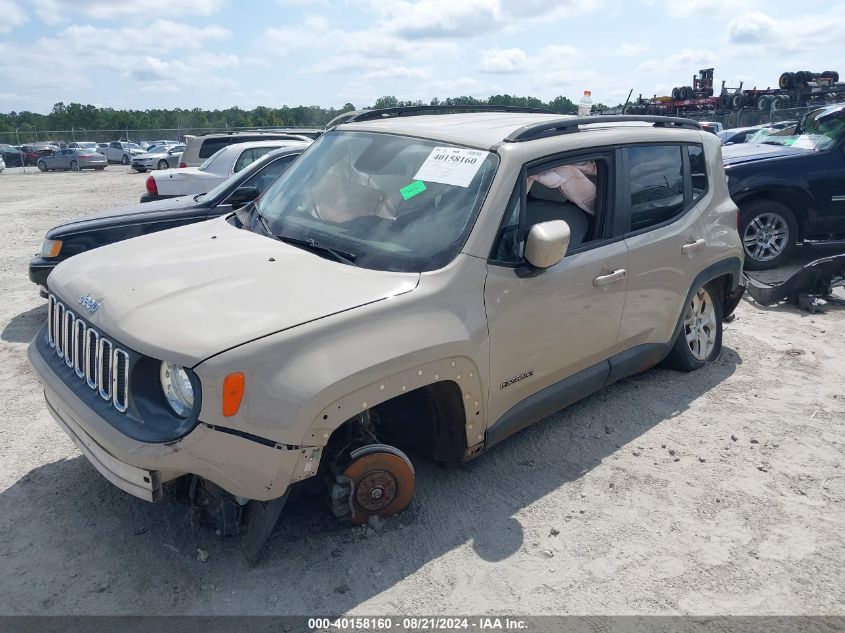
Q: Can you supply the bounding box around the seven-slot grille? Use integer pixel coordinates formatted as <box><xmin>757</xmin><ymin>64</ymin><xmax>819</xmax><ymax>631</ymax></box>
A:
<box><xmin>47</xmin><ymin>293</ymin><xmax>129</xmax><ymax>412</ymax></box>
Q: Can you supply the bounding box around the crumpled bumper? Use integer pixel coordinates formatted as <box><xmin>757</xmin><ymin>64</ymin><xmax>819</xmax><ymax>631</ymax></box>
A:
<box><xmin>28</xmin><ymin>340</ymin><xmax>310</xmax><ymax>502</ymax></box>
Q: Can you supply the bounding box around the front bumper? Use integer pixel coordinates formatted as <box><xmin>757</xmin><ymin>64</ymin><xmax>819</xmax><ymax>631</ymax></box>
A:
<box><xmin>28</xmin><ymin>256</ymin><xmax>56</xmax><ymax>288</ymax></box>
<box><xmin>28</xmin><ymin>336</ymin><xmax>308</xmax><ymax>502</ymax></box>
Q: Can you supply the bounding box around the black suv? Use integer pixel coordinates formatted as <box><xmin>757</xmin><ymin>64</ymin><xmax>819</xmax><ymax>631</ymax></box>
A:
<box><xmin>723</xmin><ymin>103</ymin><xmax>845</xmax><ymax>270</ymax></box>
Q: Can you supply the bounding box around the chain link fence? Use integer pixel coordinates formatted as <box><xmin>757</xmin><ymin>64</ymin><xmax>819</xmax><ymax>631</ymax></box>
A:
<box><xmin>0</xmin><ymin>125</ymin><xmax>318</xmax><ymax>146</ymax></box>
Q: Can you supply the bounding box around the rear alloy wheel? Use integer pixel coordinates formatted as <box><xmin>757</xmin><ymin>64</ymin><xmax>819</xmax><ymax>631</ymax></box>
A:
<box><xmin>666</xmin><ymin>282</ymin><xmax>723</xmax><ymax>371</ymax></box>
<box><xmin>157</xmin><ymin>159</ymin><xmax>169</xmax><ymax>170</ymax></box>
<box><xmin>740</xmin><ymin>199</ymin><xmax>797</xmax><ymax>270</ymax></box>
<box><xmin>69</xmin><ymin>160</ymin><xmax>78</xmax><ymax>171</ymax></box>
<box><xmin>340</xmin><ymin>444</ymin><xmax>415</xmax><ymax>526</ymax></box>
<box><xmin>37</xmin><ymin>160</ymin><xmax>47</xmax><ymax>172</ymax></box>
<box><xmin>121</xmin><ymin>154</ymin><xmax>130</xmax><ymax>165</ymax></box>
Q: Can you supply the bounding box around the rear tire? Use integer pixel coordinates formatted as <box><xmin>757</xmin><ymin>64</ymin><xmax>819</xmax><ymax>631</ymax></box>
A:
<box><xmin>739</xmin><ymin>199</ymin><xmax>797</xmax><ymax>270</ymax></box>
<box><xmin>121</xmin><ymin>154</ymin><xmax>130</xmax><ymax>165</ymax></box>
<box><xmin>37</xmin><ymin>160</ymin><xmax>46</xmax><ymax>172</ymax></box>
<box><xmin>70</xmin><ymin>160</ymin><xmax>78</xmax><ymax>171</ymax></box>
<box><xmin>157</xmin><ymin>159</ymin><xmax>168</xmax><ymax>170</ymax></box>
<box><xmin>666</xmin><ymin>282</ymin><xmax>723</xmax><ymax>372</ymax></box>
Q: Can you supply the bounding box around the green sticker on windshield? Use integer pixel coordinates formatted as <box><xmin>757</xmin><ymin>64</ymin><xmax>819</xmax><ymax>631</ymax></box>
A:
<box><xmin>400</xmin><ymin>180</ymin><xmax>427</xmax><ymax>200</ymax></box>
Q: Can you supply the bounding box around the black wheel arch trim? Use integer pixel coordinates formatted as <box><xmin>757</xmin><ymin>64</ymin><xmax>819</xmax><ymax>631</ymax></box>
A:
<box><xmin>733</xmin><ymin>186</ymin><xmax>816</xmax><ymax>237</ymax></box>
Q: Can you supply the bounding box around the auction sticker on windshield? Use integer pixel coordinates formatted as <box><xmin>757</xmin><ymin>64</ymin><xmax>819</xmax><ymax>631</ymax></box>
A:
<box><xmin>414</xmin><ymin>147</ymin><xmax>485</xmax><ymax>187</ymax></box>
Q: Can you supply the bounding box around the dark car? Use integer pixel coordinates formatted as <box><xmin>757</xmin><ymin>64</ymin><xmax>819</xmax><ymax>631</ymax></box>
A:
<box><xmin>723</xmin><ymin>104</ymin><xmax>845</xmax><ymax>270</ymax></box>
<box><xmin>29</xmin><ymin>147</ymin><xmax>303</xmax><ymax>291</ymax></box>
<box><xmin>21</xmin><ymin>144</ymin><xmax>59</xmax><ymax>166</ymax></box>
<box><xmin>0</xmin><ymin>144</ymin><xmax>25</xmax><ymax>167</ymax></box>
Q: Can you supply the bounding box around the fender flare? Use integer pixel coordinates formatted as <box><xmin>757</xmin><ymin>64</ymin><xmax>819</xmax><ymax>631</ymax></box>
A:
<box><xmin>303</xmin><ymin>355</ymin><xmax>486</xmax><ymax>451</ymax></box>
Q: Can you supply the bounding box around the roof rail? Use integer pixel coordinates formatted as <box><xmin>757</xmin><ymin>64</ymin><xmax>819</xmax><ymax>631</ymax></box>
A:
<box><xmin>503</xmin><ymin>115</ymin><xmax>701</xmax><ymax>142</ymax></box>
<box><xmin>328</xmin><ymin>105</ymin><xmax>556</xmax><ymax>128</ymax></box>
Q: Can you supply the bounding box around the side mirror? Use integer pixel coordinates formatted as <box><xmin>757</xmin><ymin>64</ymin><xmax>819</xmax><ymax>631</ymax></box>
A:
<box><xmin>227</xmin><ymin>186</ymin><xmax>259</xmax><ymax>209</ymax></box>
<box><xmin>524</xmin><ymin>220</ymin><xmax>570</xmax><ymax>270</ymax></box>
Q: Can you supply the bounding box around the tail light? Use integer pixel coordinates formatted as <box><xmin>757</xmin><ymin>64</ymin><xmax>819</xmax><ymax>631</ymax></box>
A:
<box><xmin>178</xmin><ymin>162</ymin><xmax>187</xmax><ymax>168</ymax></box>
<box><xmin>145</xmin><ymin>175</ymin><xmax>158</xmax><ymax>196</ymax></box>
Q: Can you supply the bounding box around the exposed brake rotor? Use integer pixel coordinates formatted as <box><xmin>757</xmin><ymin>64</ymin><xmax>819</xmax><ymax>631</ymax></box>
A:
<box><xmin>340</xmin><ymin>445</ymin><xmax>415</xmax><ymax>526</ymax></box>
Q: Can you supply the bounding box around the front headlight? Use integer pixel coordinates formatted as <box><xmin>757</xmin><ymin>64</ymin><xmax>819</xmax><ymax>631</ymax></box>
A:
<box><xmin>41</xmin><ymin>238</ymin><xmax>63</xmax><ymax>258</ymax></box>
<box><xmin>160</xmin><ymin>361</ymin><xmax>194</xmax><ymax>417</ymax></box>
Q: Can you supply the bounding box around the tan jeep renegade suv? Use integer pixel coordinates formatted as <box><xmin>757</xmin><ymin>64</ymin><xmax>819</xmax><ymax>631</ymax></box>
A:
<box><xmin>29</xmin><ymin>108</ymin><xmax>744</xmax><ymax>561</ymax></box>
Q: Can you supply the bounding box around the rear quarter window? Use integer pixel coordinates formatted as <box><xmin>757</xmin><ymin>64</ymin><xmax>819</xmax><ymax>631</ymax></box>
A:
<box><xmin>198</xmin><ymin>138</ymin><xmax>233</xmax><ymax>159</ymax></box>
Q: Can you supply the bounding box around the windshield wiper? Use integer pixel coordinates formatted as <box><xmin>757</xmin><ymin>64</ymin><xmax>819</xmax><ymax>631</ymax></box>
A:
<box><xmin>252</xmin><ymin>207</ymin><xmax>274</xmax><ymax>237</ymax></box>
<box><xmin>276</xmin><ymin>235</ymin><xmax>358</xmax><ymax>266</ymax></box>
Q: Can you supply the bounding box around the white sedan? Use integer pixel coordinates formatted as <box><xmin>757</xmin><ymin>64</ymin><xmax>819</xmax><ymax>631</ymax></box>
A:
<box><xmin>142</xmin><ymin>140</ymin><xmax>311</xmax><ymax>201</ymax></box>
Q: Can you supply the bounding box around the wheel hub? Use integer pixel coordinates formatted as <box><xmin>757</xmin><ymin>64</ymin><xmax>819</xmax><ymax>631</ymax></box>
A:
<box><xmin>355</xmin><ymin>470</ymin><xmax>396</xmax><ymax>511</ymax></box>
<box><xmin>339</xmin><ymin>445</ymin><xmax>416</xmax><ymax>525</ymax></box>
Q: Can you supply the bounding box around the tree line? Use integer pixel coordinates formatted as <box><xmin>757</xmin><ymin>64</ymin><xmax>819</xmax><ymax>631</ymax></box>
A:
<box><xmin>0</xmin><ymin>94</ymin><xmax>591</xmax><ymax>143</ymax></box>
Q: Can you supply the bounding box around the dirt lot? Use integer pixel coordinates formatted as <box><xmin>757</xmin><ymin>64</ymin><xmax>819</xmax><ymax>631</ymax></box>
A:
<box><xmin>0</xmin><ymin>167</ymin><xmax>843</xmax><ymax>616</ymax></box>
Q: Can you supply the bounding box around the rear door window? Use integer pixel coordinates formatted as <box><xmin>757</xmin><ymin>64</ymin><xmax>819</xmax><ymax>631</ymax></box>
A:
<box><xmin>624</xmin><ymin>145</ymin><xmax>685</xmax><ymax>232</ymax></box>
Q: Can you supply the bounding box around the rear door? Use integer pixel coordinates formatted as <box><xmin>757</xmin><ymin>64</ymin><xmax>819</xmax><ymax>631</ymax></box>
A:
<box><xmin>616</xmin><ymin>143</ymin><xmax>710</xmax><ymax>352</ymax></box>
<box><xmin>811</xmin><ymin>138</ymin><xmax>845</xmax><ymax>229</ymax></box>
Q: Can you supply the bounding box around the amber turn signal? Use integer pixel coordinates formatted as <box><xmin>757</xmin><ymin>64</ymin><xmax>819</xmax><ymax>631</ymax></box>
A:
<box><xmin>222</xmin><ymin>372</ymin><xmax>245</xmax><ymax>417</ymax></box>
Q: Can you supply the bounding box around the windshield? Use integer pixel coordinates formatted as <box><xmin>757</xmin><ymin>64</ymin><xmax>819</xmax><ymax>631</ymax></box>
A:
<box><xmin>765</xmin><ymin>107</ymin><xmax>845</xmax><ymax>150</ymax></box>
<box><xmin>255</xmin><ymin>131</ymin><xmax>498</xmax><ymax>272</ymax></box>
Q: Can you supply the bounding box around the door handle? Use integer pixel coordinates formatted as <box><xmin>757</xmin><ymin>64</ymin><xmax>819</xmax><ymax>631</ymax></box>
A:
<box><xmin>593</xmin><ymin>269</ymin><xmax>627</xmax><ymax>287</ymax></box>
<box><xmin>681</xmin><ymin>238</ymin><xmax>706</xmax><ymax>256</ymax></box>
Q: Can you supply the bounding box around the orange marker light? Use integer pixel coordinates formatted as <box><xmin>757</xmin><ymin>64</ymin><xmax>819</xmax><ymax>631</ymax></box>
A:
<box><xmin>47</xmin><ymin>240</ymin><xmax>63</xmax><ymax>257</ymax></box>
<box><xmin>222</xmin><ymin>372</ymin><xmax>245</xmax><ymax>417</ymax></box>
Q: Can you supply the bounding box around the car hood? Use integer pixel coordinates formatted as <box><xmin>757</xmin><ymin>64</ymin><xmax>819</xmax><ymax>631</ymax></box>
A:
<box><xmin>47</xmin><ymin>217</ymin><xmax>420</xmax><ymax>366</ymax></box>
<box><xmin>722</xmin><ymin>142</ymin><xmax>811</xmax><ymax>166</ymax></box>
<box><xmin>46</xmin><ymin>195</ymin><xmax>204</xmax><ymax>237</ymax></box>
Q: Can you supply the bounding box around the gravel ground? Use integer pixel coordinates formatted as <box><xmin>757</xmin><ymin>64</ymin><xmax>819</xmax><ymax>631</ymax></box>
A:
<box><xmin>0</xmin><ymin>167</ymin><xmax>843</xmax><ymax>616</ymax></box>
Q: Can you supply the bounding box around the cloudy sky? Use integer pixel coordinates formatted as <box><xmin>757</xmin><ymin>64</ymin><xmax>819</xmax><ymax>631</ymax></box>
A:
<box><xmin>0</xmin><ymin>0</ymin><xmax>843</xmax><ymax>113</ymax></box>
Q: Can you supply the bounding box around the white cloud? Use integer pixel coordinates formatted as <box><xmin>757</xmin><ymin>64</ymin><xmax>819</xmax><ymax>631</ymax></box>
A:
<box><xmin>367</xmin><ymin>0</ymin><xmax>599</xmax><ymax>39</ymax></box>
<box><xmin>725</xmin><ymin>11</ymin><xmax>777</xmax><ymax>44</ymax></box>
<box><xmin>0</xmin><ymin>0</ymin><xmax>28</xmax><ymax>33</ymax></box>
<box><xmin>56</xmin><ymin>20</ymin><xmax>230</xmax><ymax>56</ymax></box>
<box><xmin>653</xmin><ymin>0</ymin><xmax>760</xmax><ymax>18</ymax></box>
<box><xmin>479</xmin><ymin>48</ymin><xmax>528</xmax><ymax>74</ymax></box>
<box><xmin>0</xmin><ymin>20</ymin><xmax>236</xmax><ymax>108</ymax></box>
<box><xmin>725</xmin><ymin>7</ymin><xmax>845</xmax><ymax>51</ymax></box>
<box><xmin>638</xmin><ymin>49</ymin><xmax>716</xmax><ymax>73</ymax></box>
<box><xmin>31</xmin><ymin>0</ymin><xmax>224</xmax><ymax>23</ymax></box>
